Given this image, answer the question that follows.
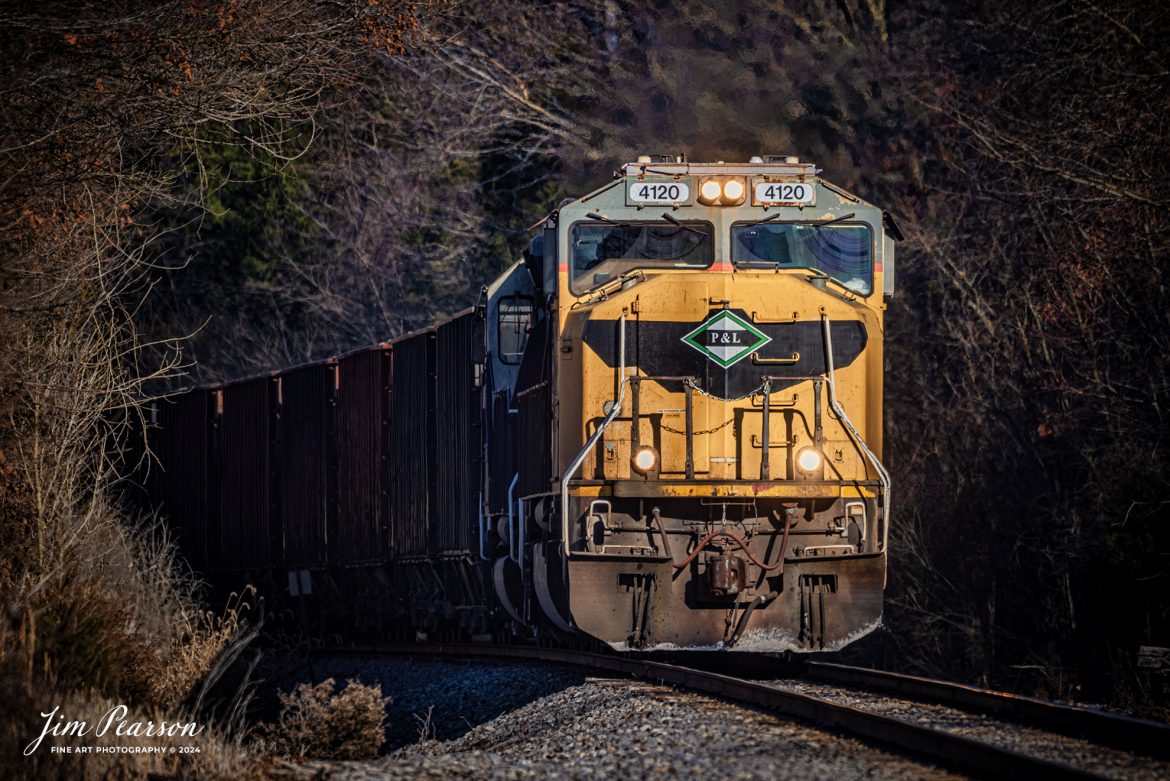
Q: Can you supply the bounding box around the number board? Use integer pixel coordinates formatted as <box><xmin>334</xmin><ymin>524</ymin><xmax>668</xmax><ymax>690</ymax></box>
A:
<box><xmin>753</xmin><ymin>180</ymin><xmax>816</xmax><ymax>206</ymax></box>
<box><xmin>627</xmin><ymin>180</ymin><xmax>692</xmax><ymax>205</ymax></box>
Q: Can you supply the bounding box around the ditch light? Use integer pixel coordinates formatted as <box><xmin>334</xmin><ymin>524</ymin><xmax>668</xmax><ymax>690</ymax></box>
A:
<box><xmin>796</xmin><ymin>447</ymin><xmax>823</xmax><ymax>473</ymax></box>
<box><xmin>632</xmin><ymin>445</ymin><xmax>659</xmax><ymax>474</ymax></box>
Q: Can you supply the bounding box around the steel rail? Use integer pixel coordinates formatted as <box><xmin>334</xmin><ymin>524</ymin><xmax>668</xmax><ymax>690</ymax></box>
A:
<box><xmin>316</xmin><ymin>642</ymin><xmax>1113</xmax><ymax>780</ymax></box>
<box><xmin>645</xmin><ymin>651</ymin><xmax>1170</xmax><ymax>761</ymax></box>
<box><xmin>803</xmin><ymin>660</ymin><xmax>1170</xmax><ymax>760</ymax></box>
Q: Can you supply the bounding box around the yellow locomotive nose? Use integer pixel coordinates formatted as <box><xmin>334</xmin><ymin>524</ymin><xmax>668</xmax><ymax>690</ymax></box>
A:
<box><xmin>550</xmin><ymin>157</ymin><xmax>898</xmax><ymax>652</ymax></box>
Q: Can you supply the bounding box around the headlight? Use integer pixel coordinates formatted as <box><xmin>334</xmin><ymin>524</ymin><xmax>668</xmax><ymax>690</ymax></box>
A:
<box><xmin>699</xmin><ymin>179</ymin><xmax>723</xmax><ymax>203</ymax></box>
<box><xmin>696</xmin><ymin>176</ymin><xmax>747</xmax><ymax>206</ymax></box>
<box><xmin>632</xmin><ymin>445</ymin><xmax>658</xmax><ymax>474</ymax></box>
<box><xmin>721</xmin><ymin>178</ymin><xmax>745</xmax><ymax>203</ymax></box>
<box><xmin>796</xmin><ymin>447</ymin><xmax>822</xmax><ymax>473</ymax></box>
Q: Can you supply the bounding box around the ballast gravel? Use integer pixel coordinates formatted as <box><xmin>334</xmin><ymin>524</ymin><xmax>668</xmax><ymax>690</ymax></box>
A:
<box><xmin>767</xmin><ymin>678</ymin><xmax>1170</xmax><ymax>781</ymax></box>
<box><xmin>270</xmin><ymin>656</ymin><xmax>967</xmax><ymax>780</ymax></box>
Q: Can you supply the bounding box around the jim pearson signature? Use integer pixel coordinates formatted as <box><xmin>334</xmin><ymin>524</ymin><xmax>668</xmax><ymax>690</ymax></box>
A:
<box><xmin>24</xmin><ymin>705</ymin><xmax>203</xmax><ymax>755</ymax></box>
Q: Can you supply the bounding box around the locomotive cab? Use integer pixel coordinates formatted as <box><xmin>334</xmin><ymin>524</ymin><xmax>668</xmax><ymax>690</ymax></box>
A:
<box><xmin>492</xmin><ymin>156</ymin><xmax>900</xmax><ymax>651</ymax></box>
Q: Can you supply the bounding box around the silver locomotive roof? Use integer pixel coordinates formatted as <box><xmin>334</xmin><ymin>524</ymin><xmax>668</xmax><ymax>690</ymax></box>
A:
<box><xmin>622</xmin><ymin>156</ymin><xmax>821</xmax><ymax>178</ymax></box>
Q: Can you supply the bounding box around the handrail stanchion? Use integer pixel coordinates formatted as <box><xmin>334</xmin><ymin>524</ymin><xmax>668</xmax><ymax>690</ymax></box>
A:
<box><xmin>562</xmin><ymin>314</ymin><xmax>627</xmax><ymax>559</ymax></box>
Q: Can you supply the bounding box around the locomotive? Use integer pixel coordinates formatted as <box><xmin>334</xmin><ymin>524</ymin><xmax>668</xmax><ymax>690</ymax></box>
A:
<box><xmin>141</xmin><ymin>156</ymin><xmax>901</xmax><ymax>652</ymax></box>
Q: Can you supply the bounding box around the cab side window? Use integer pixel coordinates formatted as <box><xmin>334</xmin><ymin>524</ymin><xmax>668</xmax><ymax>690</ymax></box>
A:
<box><xmin>498</xmin><ymin>296</ymin><xmax>534</xmax><ymax>365</ymax></box>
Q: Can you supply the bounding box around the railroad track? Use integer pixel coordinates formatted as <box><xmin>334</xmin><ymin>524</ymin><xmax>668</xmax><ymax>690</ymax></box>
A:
<box><xmin>644</xmin><ymin>649</ymin><xmax>1170</xmax><ymax>760</ymax></box>
<box><xmin>317</xmin><ymin>642</ymin><xmax>1170</xmax><ymax>780</ymax></box>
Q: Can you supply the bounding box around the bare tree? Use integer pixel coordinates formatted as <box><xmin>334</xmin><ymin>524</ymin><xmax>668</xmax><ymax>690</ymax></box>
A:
<box><xmin>0</xmin><ymin>4</ymin><xmax>418</xmax><ymax>772</ymax></box>
<box><xmin>140</xmin><ymin>0</ymin><xmax>604</xmax><ymax>380</ymax></box>
<box><xmin>882</xmin><ymin>0</ymin><xmax>1170</xmax><ymax>700</ymax></box>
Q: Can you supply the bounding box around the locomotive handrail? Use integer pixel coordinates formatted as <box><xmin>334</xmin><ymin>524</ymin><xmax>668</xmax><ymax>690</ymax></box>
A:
<box><xmin>562</xmin><ymin>313</ymin><xmax>629</xmax><ymax>560</ymax></box>
<box><xmin>478</xmin><ymin>491</ymin><xmax>490</xmax><ymax>561</ymax></box>
<box><xmin>821</xmin><ymin>311</ymin><xmax>891</xmax><ymax>553</ymax></box>
<box><xmin>507</xmin><ymin>472</ymin><xmax>521</xmax><ymax>564</ymax></box>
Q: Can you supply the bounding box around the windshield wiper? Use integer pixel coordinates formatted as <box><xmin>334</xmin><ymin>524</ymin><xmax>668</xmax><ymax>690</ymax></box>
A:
<box><xmin>740</xmin><ymin>211</ymin><xmax>857</xmax><ymax>229</ymax></box>
<box><xmin>586</xmin><ymin>211</ymin><xmax>630</xmax><ymax>226</ymax></box>
<box><xmin>572</xmin><ymin>269</ymin><xmax>647</xmax><ymax>307</ymax></box>
<box><xmin>798</xmin><ymin>267</ymin><xmax>860</xmax><ymax>297</ymax></box>
<box><xmin>739</xmin><ymin>212</ymin><xmax>784</xmax><ymax>228</ymax></box>
<box><xmin>587</xmin><ymin>210</ymin><xmax>705</xmax><ymax>237</ymax></box>
<box><xmin>798</xmin><ymin>212</ymin><xmax>856</xmax><ymax>228</ymax></box>
<box><xmin>659</xmin><ymin>212</ymin><xmax>706</xmax><ymax>236</ymax></box>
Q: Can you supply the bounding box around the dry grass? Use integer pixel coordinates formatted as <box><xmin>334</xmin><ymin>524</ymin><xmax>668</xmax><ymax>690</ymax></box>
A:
<box><xmin>0</xmin><ymin>492</ymin><xmax>262</xmax><ymax>779</ymax></box>
<box><xmin>0</xmin><ymin>315</ymin><xmax>264</xmax><ymax>772</ymax></box>
<box><xmin>257</xmin><ymin>678</ymin><xmax>391</xmax><ymax>761</ymax></box>
<box><xmin>0</xmin><ymin>493</ymin><xmax>251</xmax><ymax>706</ymax></box>
<box><xmin>0</xmin><ymin>208</ymin><xmax>259</xmax><ymax>775</ymax></box>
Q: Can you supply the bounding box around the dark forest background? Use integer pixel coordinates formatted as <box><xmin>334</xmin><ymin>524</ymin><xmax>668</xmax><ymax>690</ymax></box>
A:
<box><xmin>3</xmin><ymin>2</ymin><xmax>1169</xmax><ymax>772</ymax></box>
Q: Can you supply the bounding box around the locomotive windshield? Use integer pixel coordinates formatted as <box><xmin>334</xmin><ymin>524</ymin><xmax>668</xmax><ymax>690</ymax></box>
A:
<box><xmin>570</xmin><ymin>221</ymin><xmax>713</xmax><ymax>294</ymax></box>
<box><xmin>732</xmin><ymin>222</ymin><xmax>874</xmax><ymax>296</ymax></box>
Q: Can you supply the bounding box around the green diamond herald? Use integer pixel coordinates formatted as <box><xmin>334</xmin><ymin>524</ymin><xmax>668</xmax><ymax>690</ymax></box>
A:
<box><xmin>681</xmin><ymin>311</ymin><xmax>771</xmax><ymax>368</ymax></box>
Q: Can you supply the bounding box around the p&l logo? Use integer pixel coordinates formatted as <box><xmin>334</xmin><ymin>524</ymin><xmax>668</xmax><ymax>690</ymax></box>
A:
<box><xmin>681</xmin><ymin>311</ymin><xmax>771</xmax><ymax>368</ymax></box>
